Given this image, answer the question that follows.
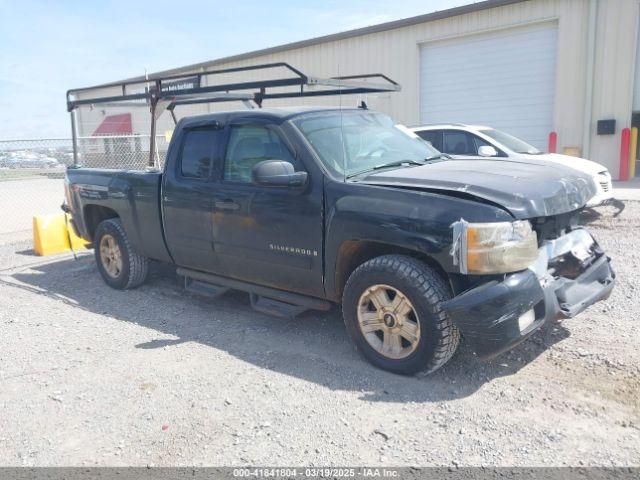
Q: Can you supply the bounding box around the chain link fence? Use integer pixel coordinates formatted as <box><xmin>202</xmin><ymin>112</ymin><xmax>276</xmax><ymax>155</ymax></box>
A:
<box><xmin>0</xmin><ymin>136</ymin><xmax>169</xmax><ymax>247</ymax></box>
<box><xmin>74</xmin><ymin>134</ymin><xmax>170</xmax><ymax>170</ymax></box>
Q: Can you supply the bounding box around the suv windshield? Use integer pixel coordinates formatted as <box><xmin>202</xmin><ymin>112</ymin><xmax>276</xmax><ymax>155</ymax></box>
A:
<box><xmin>292</xmin><ymin>111</ymin><xmax>441</xmax><ymax>177</ymax></box>
<box><xmin>479</xmin><ymin>128</ymin><xmax>541</xmax><ymax>155</ymax></box>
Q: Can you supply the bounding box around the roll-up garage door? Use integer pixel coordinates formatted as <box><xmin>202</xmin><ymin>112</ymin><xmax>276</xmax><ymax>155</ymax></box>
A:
<box><xmin>420</xmin><ymin>22</ymin><xmax>558</xmax><ymax>149</ymax></box>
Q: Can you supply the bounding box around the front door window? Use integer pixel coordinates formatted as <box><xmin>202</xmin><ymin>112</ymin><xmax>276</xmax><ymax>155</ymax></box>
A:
<box><xmin>223</xmin><ymin>125</ymin><xmax>297</xmax><ymax>183</ymax></box>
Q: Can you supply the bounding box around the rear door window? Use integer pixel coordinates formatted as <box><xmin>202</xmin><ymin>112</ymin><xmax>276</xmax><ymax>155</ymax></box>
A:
<box><xmin>179</xmin><ymin>128</ymin><xmax>219</xmax><ymax>179</ymax></box>
<box><xmin>416</xmin><ymin>130</ymin><xmax>443</xmax><ymax>151</ymax></box>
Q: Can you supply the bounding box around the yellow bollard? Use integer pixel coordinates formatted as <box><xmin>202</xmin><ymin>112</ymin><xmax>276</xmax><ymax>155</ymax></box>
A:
<box><xmin>630</xmin><ymin>127</ymin><xmax>638</xmax><ymax>179</ymax></box>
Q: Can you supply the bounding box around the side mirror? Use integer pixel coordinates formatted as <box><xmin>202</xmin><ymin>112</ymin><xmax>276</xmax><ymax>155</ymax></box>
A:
<box><xmin>251</xmin><ymin>160</ymin><xmax>308</xmax><ymax>187</ymax></box>
<box><xmin>478</xmin><ymin>145</ymin><xmax>498</xmax><ymax>157</ymax></box>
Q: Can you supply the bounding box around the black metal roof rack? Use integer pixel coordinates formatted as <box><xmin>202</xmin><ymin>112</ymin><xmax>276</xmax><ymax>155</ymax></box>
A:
<box><xmin>66</xmin><ymin>62</ymin><xmax>401</xmax><ymax>167</ymax></box>
<box><xmin>66</xmin><ymin>62</ymin><xmax>400</xmax><ymax>111</ymax></box>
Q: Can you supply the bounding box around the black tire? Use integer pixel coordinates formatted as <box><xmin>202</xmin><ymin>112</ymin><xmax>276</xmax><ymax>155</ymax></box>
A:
<box><xmin>342</xmin><ymin>254</ymin><xmax>460</xmax><ymax>375</ymax></box>
<box><xmin>94</xmin><ymin>218</ymin><xmax>148</xmax><ymax>290</ymax></box>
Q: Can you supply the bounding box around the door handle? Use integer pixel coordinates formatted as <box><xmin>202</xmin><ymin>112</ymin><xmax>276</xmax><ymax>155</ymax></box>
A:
<box><xmin>214</xmin><ymin>200</ymin><xmax>240</xmax><ymax>211</ymax></box>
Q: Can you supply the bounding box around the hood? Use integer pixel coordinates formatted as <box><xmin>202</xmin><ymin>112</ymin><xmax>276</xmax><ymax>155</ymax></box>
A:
<box><xmin>520</xmin><ymin>153</ymin><xmax>608</xmax><ymax>176</ymax></box>
<box><xmin>357</xmin><ymin>159</ymin><xmax>596</xmax><ymax>219</ymax></box>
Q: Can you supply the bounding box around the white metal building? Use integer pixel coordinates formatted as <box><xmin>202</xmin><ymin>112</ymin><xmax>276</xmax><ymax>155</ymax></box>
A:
<box><xmin>75</xmin><ymin>0</ymin><xmax>640</xmax><ymax>177</ymax></box>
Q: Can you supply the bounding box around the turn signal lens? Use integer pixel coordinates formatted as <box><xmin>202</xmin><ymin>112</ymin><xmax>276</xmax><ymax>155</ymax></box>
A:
<box><xmin>518</xmin><ymin>309</ymin><xmax>536</xmax><ymax>332</ymax></box>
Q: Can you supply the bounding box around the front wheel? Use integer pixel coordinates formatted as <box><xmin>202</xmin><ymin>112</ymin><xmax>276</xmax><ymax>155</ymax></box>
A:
<box><xmin>94</xmin><ymin>218</ymin><xmax>148</xmax><ymax>290</ymax></box>
<box><xmin>342</xmin><ymin>255</ymin><xmax>460</xmax><ymax>375</ymax></box>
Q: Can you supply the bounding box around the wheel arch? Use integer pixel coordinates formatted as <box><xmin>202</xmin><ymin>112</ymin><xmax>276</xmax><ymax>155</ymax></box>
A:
<box><xmin>332</xmin><ymin>240</ymin><xmax>451</xmax><ymax>303</ymax></box>
<box><xmin>83</xmin><ymin>204</ymin><xmax>120</xmax><ymax>242</ymax></box>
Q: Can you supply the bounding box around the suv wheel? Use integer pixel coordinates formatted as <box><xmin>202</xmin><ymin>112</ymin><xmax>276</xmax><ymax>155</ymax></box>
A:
<box><xmin>342</xmin><ymin>254</ymin><xmax>460</xmax><ymax>375</ymax></box>
<box><xmin>94</xmin><ymin>218</ymin><xmax>148</xmax><ymax>290</ymax></box>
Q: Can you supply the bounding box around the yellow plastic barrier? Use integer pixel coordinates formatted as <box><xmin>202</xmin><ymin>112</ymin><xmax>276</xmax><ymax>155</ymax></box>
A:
<box><xmin>630</xmin><ymin>127</ymin><xmax>638</xmax><ymax>179</ymax></box>
<box><xmin>33</xmin><ymin>213</ymin><xmax>88</xmax><ymax>256</ymax></box>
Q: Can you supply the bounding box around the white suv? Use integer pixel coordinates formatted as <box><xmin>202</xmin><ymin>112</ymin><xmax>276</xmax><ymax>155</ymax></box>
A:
<box><xmin>412</xmin><ymin>124</ymin><xmax>614</xmax><ymax>207</ymax></box>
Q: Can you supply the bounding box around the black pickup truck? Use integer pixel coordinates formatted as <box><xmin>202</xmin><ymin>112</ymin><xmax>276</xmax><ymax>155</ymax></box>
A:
<box><xmin>64</xmin><ymin>107</ymin><xmax>615</xmax><ymax>375</ymax></box>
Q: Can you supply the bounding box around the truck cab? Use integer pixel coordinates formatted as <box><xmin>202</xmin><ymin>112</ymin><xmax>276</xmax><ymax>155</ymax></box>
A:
<box><xmin>161</xmin><ymin>109</ymin><xmax>326</xmax><ymax>297</ymax></box>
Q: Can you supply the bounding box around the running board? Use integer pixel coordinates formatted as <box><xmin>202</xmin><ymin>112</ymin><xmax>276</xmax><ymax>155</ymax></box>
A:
<box><xmin>184</xmin><ymin>277</ymin><xmax>229</xmax><ymax>298</ymax></box>
<box><xmin>177</xmin><ymin>267</ymin><xmax>332</xmax><ymax>318</ymax></box>
<box><xmin>249</xmin><ymin>293</ymin><xmax>310</xmax><ymax>319</ymax></box>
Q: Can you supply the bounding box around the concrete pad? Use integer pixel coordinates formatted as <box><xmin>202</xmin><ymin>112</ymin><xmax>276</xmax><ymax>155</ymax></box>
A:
<box><xmin>613</xmin><ymin>177</ymin><xmax>640</xmax><ymax>201</ymax></box>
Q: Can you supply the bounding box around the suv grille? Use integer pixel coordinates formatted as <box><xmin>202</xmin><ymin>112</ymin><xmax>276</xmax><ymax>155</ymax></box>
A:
<box><xmin>600</xmin><ymin>180</ymin><xmax>610</xmax><ymax>192</ymax></box>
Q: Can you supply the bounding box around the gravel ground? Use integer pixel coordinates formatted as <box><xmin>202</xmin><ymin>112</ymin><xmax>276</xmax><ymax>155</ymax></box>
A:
<box><xmin>0</xmin><ymin>202</ymin><xmax>638</xmax><ymax>467</ymax></box>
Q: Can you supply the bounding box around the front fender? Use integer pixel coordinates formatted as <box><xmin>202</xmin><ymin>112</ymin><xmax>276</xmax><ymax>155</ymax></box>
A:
<box><xmin>323</xmin><ymin>181</ymin><xmax>513</xmax><ymax>300</ymax></box>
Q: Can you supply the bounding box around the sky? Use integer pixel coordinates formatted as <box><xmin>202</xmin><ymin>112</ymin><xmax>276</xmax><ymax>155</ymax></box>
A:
<box><xmin>0</xmin><ymin>0</ymin><xmax>470</xmax><ymax>138</ymax></box>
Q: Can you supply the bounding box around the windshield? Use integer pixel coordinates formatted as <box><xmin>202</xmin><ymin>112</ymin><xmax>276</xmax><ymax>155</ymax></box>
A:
<box><xmin>292</xmin><ymin>111</ymin><xmax>441</xmax><ymax>177</ymax></box>
<box><xmin>479</xmin><ymin>128</ymin><xmax>541</xmax><ymax>155</ymax></box>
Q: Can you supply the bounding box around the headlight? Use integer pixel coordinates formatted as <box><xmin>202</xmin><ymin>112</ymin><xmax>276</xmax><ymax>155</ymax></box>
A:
<box><xmin>451</xmin><ymin>220</ymin><xmax>538</xmax><ymax>274</ymax></box>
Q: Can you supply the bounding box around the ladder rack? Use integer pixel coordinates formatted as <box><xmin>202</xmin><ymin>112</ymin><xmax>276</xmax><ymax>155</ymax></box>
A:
<box><xmin>66</xmin><ymin>62</ymin><xmax>401</xmax><ymax>166</ymax></box>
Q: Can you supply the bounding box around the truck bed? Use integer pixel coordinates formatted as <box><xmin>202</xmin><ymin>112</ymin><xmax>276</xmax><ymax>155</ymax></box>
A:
<box><xmin>66</xmin><ymin>168</ymin><xmax>172</xmax><ymax>263</ymax></box>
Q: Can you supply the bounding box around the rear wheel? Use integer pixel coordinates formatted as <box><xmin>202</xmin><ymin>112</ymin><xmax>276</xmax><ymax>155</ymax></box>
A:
<box><xmin>94</xmin><ymin>218</ymin><xmax>148</xmax><ymax>289</ymax></box>
<box><xmin>342</xmin><ymin>255</ymin><xmax>459</xmax><ymax>375</ymax></box>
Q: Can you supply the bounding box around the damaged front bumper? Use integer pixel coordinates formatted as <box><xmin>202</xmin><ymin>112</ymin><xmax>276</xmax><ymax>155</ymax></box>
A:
<box><xmin>442</xmin><ymin>229</ymin><xmax>615</xmax><ymax>359</ymax></box>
